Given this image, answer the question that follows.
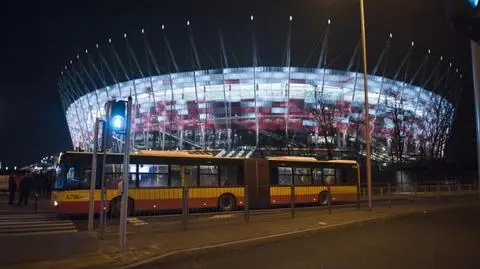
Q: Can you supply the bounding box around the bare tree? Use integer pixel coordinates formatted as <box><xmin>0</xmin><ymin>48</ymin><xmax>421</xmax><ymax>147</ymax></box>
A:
<box><xmin>389</xmin><ymin>91</ymin><xmax>406</xmax><ymax>165</ymax></box>
<box><xmin>311</xmin><ymin>97</ymin><xmax>338</xmax><ymax>160</ymax></box>
<box><xmin>421</xmin><ymin>95</ymin><xmax>454</xmax><ymax>160</ymax></box>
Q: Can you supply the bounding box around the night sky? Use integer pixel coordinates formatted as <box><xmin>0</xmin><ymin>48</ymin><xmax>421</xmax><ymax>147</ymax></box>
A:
<box><xmin>0</xmin><ymin>0</ymin><xmax>475</xmax><ymax>167</ymax></box>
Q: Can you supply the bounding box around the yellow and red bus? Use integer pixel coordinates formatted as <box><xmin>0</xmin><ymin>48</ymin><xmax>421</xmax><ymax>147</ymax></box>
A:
<box><xmin>51</xmin><ymin>150</ymin><xmax>359</xmax><ymax>215</ymax></box>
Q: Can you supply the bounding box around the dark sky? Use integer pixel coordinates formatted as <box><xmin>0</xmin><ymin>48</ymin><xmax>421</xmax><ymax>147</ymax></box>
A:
<box><xmin>0</xmin><ymin>0</ymin><xmax>475</xmax><ymax>167</ymax></box>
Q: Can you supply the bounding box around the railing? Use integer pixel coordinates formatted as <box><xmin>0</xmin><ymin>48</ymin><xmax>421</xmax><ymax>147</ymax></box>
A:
<box><xmin>97</xmin><ymin>182</ymin><xmax>479</xmax><ymax>238</ymax></box>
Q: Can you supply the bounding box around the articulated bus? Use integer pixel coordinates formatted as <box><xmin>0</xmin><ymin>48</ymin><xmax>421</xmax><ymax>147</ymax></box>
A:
<box><xmin>51</xmin><ymin>150</ymin><xmax>360</xmax><ymax>215</ymax></box>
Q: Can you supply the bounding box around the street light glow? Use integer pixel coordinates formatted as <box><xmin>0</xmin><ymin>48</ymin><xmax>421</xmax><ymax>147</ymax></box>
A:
<box><xmin>328</xmin><ymin>19</ymin><xmax>331</xmax><ymax>25</ymax></box>
<box><xmin>250</xmin><ymin>15</ymin><xmax>254</xmax><ymax>21</ymax></box>
<box><xmin>289</xmin><ymin>15</ymin><xmax>292</xmax><ymax>21</ymax></box>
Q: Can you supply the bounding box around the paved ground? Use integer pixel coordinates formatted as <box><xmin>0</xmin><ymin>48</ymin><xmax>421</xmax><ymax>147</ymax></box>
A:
<box><xmin>0</xmin><ymin>193</ymin><xmax>476</xmax><ymax>269</ymax></box>
<box><xmin>136</xmin><ymin>204</ymin><xmax>480</xmax><ymax>269</ymax></box>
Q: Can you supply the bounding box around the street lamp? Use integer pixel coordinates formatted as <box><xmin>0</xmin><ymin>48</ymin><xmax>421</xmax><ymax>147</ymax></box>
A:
<box><xmin>359</xmin><ymin>0</ymin><xmax>373</xmax><ymax>210</ymax></box>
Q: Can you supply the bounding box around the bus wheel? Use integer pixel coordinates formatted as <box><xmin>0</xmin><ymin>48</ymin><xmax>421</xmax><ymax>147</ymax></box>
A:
<box><xmin>318</xmin><ymin>191</ymin><xmax>329</xmax><ymax>206</ymax></box>
<box><xmin>218</xmin><ymin>194</ymin><xmax>237</xmax><ymax>211</ymax></box>
<box><xmin>110</xmin><ymin>197</ymin><xmax>134</xmax><ymax>217</ymax></box>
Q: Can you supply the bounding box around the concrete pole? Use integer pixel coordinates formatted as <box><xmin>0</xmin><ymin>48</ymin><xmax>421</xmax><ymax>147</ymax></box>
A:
<box><xmin>88</xmin><ymin>118</ymin><xmax>99</xmax><ymax>233</ymax></box>
<box><xmin>119</xmin><ymin>97</ymin><xmax>132</xmax><ymax>253</ymax></box>
<box><xmin>471</xmin><ymin>41</ymin><xmax>480</xmax><ymax>201</ymax></box>
<box><xmin>360</xmin><ymin>0</ymin><xmax>373</xmax><ymax>210</ymax></box>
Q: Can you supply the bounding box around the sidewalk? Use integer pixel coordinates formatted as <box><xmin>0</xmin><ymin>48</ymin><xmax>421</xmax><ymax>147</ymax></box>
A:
<box><xmin>11</xmin><ymin>196</ymin><xmax>478</xmax><ymax>269</ymax></box>
<box><xmin>0</xmin><ymin>193</ymin><xmax>52</xmax><ymax>214</ymax></box>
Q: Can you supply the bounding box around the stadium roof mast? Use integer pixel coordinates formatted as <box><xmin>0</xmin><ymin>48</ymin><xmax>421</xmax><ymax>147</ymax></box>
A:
<box><xmin>370</xmin><ymin>33</ymin><xmax>392</xmax><ymax>140</ymax></box>
<box><xmin>78</xmin><ymin>50</ymin><xmax>102</xmax><ymax>119</ymax></box>
<box><xmin>59</xmin><ymin>72</ymin><xmax>84</xmax><ymax>148</ymax></box>
<box><xmin>63</xmin><ymin>62</ymin><xmax>92</xmax><ymax>148</ymax></box>
<box><xmin>142</xmin><ymin>28</ymin><xmax>164</xmax><ymax>150</ymax></box>
<box><xmin>90</xmin><ymin>43</ymin><xmax>111</xmax><ymax>100</ymax></box>
<box><xmin>410</xmin><ymin>50</ymin><xmax>431</xmax><ymax>119</ymax></box>
<box><xmin>285</xmin><ymin>15</ymin><xmax>293</xmax><ymax>148</ymax></box>
<box><xmin>316</xmin><ymin>19</ymin><xmax>331</xmax><ymax>103</ymax></box>
<box><xmin>123</xmin><ymin>33</ymin><xmax>141</xmax><ymax>149</ymax></box>
<box><xmin>187</xmin><ymin>20</ymin><xmax>206</xmax><ymax>150</ymax></box>
<box><xmin>251</xmin><ymin>14</ymin><xmax>260</xmax><ymax>148</ymax></box>
<box><xmin>61</xmin><ymin>66</ymin><xmax>89</xmax><ymax>149</ymax></box>
<box><xmin>72</xmin><ymin>54</ymin><xmax>97</xmax><ymax>143</ymax></box>
<box><xmin>219</xmin><ymin>28</ymin><xmax>232</xmax><ymax>150</ymax></box>
<box><xmin>162</xmin><ymin>24</ymin><xmax>182</xmax><ymax>148</ymax></box>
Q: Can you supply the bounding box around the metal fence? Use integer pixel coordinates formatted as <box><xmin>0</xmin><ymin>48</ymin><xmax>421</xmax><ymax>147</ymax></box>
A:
<box><xmin>88</xmin><ymin>181</ymin><xmax>479</xmax><ymax>238</ymax></box>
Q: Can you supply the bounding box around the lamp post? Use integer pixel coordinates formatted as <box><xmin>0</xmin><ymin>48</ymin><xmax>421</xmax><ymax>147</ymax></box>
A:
<box><xmin>359</xmin><ymin>0</ymin><xmax>373</xmax><ymax>210</ymax></box>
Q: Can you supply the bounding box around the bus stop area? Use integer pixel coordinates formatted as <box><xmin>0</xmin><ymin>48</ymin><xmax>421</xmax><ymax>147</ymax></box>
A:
<box><xmin>1</xmin><ymin>193</ymin><xmax>478</xmax><ymax>269</ymax></box>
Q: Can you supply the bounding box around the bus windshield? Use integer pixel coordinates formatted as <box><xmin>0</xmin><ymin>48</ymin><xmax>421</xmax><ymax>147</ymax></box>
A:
<box><xmin>54</xmin><ymin>163</ymin><xmax>91</xmax><ymax>190</ymax></box>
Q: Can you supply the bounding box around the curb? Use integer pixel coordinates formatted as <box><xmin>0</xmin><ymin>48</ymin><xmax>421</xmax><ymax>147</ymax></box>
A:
<box><xmin>119</xmin><ymin>202</ymin><xmax>478</xmax><ymax>269</ymax></box>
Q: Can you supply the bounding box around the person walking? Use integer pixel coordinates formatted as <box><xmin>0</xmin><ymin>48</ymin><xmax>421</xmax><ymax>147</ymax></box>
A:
<box><xmin>8</xmin><ymin>173</ymin><xmax>17</xmax><ymax>205</ymax></box>
<box><xmin>18</xmin><ymin>173</ymin><xmax>33</xmax><ymax>206</ymax></box>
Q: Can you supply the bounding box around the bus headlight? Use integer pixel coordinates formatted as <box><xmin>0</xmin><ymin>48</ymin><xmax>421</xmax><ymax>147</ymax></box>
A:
<box><xmin>53</xmin><ymin>201</ymin><xmax>59</xmax><ymax>207</ymax></box>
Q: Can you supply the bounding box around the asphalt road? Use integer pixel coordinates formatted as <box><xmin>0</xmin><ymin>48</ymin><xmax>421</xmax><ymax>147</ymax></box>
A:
<box><xmin>136</xmin><ymin>204</ymin><xmax>480</xmax><ymax>269</ymax></box>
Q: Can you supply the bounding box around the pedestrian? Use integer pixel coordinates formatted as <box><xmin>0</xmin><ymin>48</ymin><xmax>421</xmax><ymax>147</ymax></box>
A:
<box><xmin>18</xmin><ymin>173</ymin><xmax>33</xmax><ymax>206</ymax></box>
<box><xmin>8</xmin><ymin>173</ymin><xmax>17</xmax><ymax>205</ymax></box>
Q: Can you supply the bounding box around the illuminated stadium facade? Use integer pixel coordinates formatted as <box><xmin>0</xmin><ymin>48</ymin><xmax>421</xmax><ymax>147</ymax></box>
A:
<box><xmin>60</xmin><ymin>20</ymin><xmax>457</xmax><ymax>162</ymax></box>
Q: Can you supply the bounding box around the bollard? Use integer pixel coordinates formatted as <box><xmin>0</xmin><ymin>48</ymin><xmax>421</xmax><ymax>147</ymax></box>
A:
<box><xmin>380</xmin><ymin>187</ymin><xmax>384</xmax><ymax>197</ymax></box>
<box><xmin>436</xmin><ymin>182</ymin><xmax>441</xmax><ymax>203</ymax></box>
<box><xmin>327</xmin><ymin>184</ymin><xmax>332</xmax><ymax>215</ymax></box>
<box><xmin>414</xmin><ymin>182</ymin><xmax>418</xmax><ymax>196</ymax></box>
<box><xmin>182</xmin><ymin>187</ymin><xmax>189</xmax><ymax>231</ymax></box>
<box><xmin>34</xmin><ymin>193</ymin><xmax>39</xmax><ymax>212</ymax></box>
<box><xmin>356</xmin><ymin>182</ymin><xmax>361</xmax><ymax>211</ymax></box>
<box><xmin>448</xmin><ymin>185</ymin><xmax>451</xmax><ymax>193</ymax></box>
<box><xmin>424</xmin><ymin>185</ymin><xmax>428</xmax><ymax>194</ymax></box>
<box><xmin>457</xmin><ymin>183</ymin><xmax>462</xmax><ymax>194</ymax></box>
<box><xmin>387</xmin><ymin>183</ymin><xmax>391</xmax><ymax>208</ymax></box>
<box><xmin>244</xmin><ymin>186</ymin><xmax>249</xmax><ymax>224</ymax></box>
<box><xmin>290</xmin><ymin>185</ymin><xmax>295</xmax><ymax>219</ymax></box>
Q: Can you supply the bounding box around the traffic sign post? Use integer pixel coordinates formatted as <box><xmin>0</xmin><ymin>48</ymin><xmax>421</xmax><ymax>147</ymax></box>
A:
<box><xmin>88</xmin><ymin>118</ymin><xmax>100</xmax><ymax>233</ymax></box>
<box><xmin>119</xmin><ymin>96</ymin><xmax>132</xmax><ymax>253</ymax></box>
<box><xmin>445</xmin><ymin>1</ymin><xmax>480</xmax><ymax>201</ymax></box>
<box><xmin>471</xmin><ymin>41</ymin><xmax>480</xmax><ymax>201</ymax></box>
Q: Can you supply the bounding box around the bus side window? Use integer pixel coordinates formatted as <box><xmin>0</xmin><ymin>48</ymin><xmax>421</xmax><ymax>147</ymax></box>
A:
<box><xmin>324</xmin><ymin>168</ymin><xmax>335</xmax><ymax>185</ymax></box>
<box><xmin>313</xmin><ymin>169</ymin><xmax>323</xmax><ymax>185</ymax></box>
<box><xmin>340</xmin><ymin>167</ymin><xmax>355</xmax><ymax>185</ymax></box>
<box><xmin>184</xmin><ymin>166</ymin><xmax>198</xmax><ymax>187</ymax></box>
<box><xmin>278</xmin><ymin>167</ymin><xmax>292</xmax><ymax>185</ymax></box>
<box><xmin>294</xmin><ymin>168</ymin><xmax>311</xmax><ymax>185</ymax></box>
<box><xmin>200</xmin><ymin>165</ymin><xmax>218</xmax><ymax>186</ymax></box>
<box><xmin>220</xmin><ymin>166</ymin><xmax>239</xmax><ymax>186</ymax></box>
<box><xmin>170</xmin><ymin>165</ymin><xmax>181</xmax><ymax>187</ymax></box>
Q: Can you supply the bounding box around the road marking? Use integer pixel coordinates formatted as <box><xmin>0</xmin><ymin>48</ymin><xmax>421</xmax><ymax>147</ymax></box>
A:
<box><xmin>0</xmin><ymin>213</ymin><xmax>77</xmax><ymax>236</ymax></box>
<box><xmin>208</xmin><ymin>214</ymin><xmax>235</xmax><ymax>220</ymax></box>
<box><xmin>318</xmin><ymin>221</ymin><xmax>328</xmax><ymax>225</ymax></box>
<box><xmin>127</xmin><ymin>217</ymin><xmax>148</xmax><ymax>226</ymax></box>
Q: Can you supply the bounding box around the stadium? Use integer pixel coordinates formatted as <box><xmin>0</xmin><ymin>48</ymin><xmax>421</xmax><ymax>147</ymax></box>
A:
<box><xmin>59</xmin><ymin>20</ymin><xmax>457</xmax><ymax>163</ymax></box>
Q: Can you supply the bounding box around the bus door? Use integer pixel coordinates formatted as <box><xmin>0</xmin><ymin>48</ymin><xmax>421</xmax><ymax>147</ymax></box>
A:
<box><xmin>244</xmin><ymin>159</ymin><xmax>270</xmax><ymax>209</ymax></box>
